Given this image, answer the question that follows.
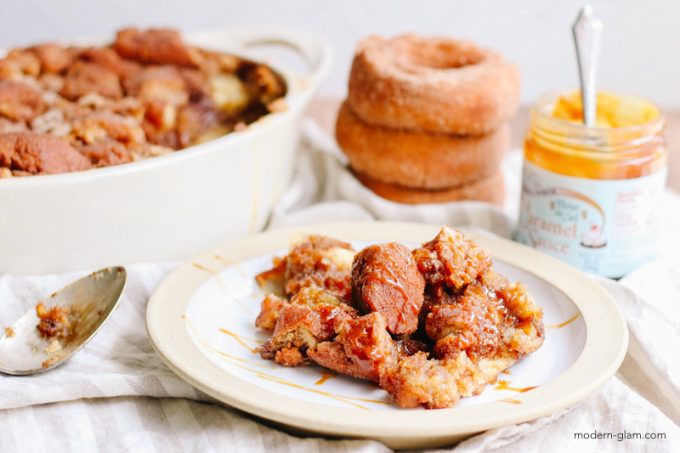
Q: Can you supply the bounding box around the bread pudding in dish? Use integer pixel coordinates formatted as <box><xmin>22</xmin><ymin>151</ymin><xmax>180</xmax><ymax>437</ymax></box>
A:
<box><xmin>255</xmin><ymin>226</ymin><xmax>545</xmax><ymax>409</ymax></box>
<box><xmin>0</xmin><ymin>28</ymin><xmax>287</xmax><ymax>177</ymax></box>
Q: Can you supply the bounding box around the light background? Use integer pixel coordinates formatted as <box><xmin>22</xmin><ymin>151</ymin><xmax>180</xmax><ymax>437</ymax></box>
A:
<box><xmin>2</xmin><ymin>0</ymin><xmax>678</xmax><ymax>108</ymax></box>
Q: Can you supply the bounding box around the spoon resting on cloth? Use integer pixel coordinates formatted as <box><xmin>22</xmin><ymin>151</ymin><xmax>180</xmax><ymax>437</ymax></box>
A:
<box><xmin>0</xmin><ymin>267</ymin><xmax>126</xmax><ymax>375</ymax></box>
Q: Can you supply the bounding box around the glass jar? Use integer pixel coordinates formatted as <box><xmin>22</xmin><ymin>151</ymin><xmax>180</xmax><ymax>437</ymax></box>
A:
<box><xmin>515</xmin><ymin>90</ymin><xmax>667</xmax><ymax>278</ymax></box>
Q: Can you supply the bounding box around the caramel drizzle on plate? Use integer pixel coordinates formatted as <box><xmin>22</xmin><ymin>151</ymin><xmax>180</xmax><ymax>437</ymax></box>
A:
<box><xmin>546</xmin><ymin>313</ymin><xmax>580</xmax><ymax>329</ymax></box>
<box><xmin>499</xmin><ymin>398</ymin><xmax>522</xmax><ymax>404</ymax></box>
<box><xmin>211</xmin><ymin>254</ymin><xmax>233</xmax><ymax>266</ymax></box>
<box><xmin>184</xmin><ymin>318</ymin><xmax>389</xmax><ymax>409</ymax></box>
<box><xmin>191</xmin><ymin>262</ymin><xmax>257</xmax><ymax>314</ymax></box>
<box><xmin>255</xmin><ymin>373</ymin><xmax>382</xmax><ymax>410</ymax></box>
<box><xmin>218</xmin><ymin>327</ymin><xmax>263</xmax><ymax>353</ymax></box>
<box><xmin>495</xmin><ymin>380</ymin><xmax>538</xmax><ymax>393</ymax></box>
<box><xmin>186</xmin><ymin>319</ymin><xmax>272</xmax><ymax>368</ymax></box>
<box><xmin>315</xmin><ymin>370</ymin><xmax>337</xmax><ymax>386</ymax></box>
<box><xmin>192</xmin><ymin>262</ymin><xmax>219</xmax><ymax>275</ymax></box>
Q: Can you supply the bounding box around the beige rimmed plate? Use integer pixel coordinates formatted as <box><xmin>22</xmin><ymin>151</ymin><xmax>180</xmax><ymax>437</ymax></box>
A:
<box><xmin>146</xmin><ymin>222</ymin><xmax>628</xmax><ymax>449</ymax></box>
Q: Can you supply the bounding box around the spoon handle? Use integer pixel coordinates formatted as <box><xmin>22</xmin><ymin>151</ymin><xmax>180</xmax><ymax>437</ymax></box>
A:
<box><xmin>572</xmin><ymin>5</ymin><xmax>603</xmax><ymax>126</ymax></box>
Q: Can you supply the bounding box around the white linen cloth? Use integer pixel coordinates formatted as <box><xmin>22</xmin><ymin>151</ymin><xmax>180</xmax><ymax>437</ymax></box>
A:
<box><xmin>1</xmin><ymin>121</ymin><xmax>679</xmax><ymax>452</ymax></box>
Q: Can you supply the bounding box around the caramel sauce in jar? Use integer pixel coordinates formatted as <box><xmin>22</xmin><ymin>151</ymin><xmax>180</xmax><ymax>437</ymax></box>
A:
<box><xmin>516</xmin><ymin>91</ymin><xmax>667</xmax><ymax>277</ymax></box>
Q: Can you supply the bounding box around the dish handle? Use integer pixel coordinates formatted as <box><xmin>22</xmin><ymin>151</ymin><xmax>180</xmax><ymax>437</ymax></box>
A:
<box><xmin>192</xmin><ymin>28</ymin><xmax>333</xmax><ymax>92</ymax></box>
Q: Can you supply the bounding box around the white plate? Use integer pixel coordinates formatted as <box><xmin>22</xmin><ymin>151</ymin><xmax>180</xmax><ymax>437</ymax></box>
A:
<box><xmin>146</xmin><ymin>222</ymin><xmax>628</xmax><ymax>449</ymax></box>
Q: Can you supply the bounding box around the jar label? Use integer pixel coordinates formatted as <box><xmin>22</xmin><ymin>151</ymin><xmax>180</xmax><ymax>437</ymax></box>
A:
<box><xmin>515</xmin><ymin>160</ymin><xmax>667</xmax><ymax>277</ymax></box>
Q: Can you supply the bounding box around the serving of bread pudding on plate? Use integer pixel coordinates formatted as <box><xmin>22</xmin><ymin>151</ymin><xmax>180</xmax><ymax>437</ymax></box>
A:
<box><xmin>255</xmin><ymin>226</ymin><xmax>545</xmax><ymax>409</ymax></box>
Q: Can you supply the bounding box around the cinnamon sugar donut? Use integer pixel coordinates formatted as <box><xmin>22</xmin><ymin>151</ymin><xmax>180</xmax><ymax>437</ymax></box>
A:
<box><xmin>354</xmin><ymin>170</ymin><xmax>505</xmax><ymax>206</ymax></box>
<box><xmin>336</xmin><ymin>102</ymin><xmax>508</xmax><ymax>189</ymax></box>
<box><xmin>348</xmin><ymin>35</ymin><xmax>520</xmax><ymax>136</ymax></box>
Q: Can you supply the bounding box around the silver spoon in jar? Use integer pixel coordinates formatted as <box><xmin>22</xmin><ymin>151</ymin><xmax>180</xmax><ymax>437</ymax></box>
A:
<box><xmin>0</xmin><ymin>267</ymin><xmax>126</xmax><ymax>375</ymax></box>
<box><xmin>573</xmin><ymin>4</ymin><xmax>604</xmax><ymax>126</ymax></box>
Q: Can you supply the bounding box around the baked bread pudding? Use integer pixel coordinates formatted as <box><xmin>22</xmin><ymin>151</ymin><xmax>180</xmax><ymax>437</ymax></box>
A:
<box><xmin>35</xmin><ymin>303</ymin><xmax>77</xmax><ymax>340</ymax></box>
<box><xmin>0</xmin><ymin>28</ymin><xmax>287</xmax><ymax>177</ymax></box>
<box><xmin>255</xmin><ymin>227</ymin><xmax>545</xmax><ymax>409</ymax></box>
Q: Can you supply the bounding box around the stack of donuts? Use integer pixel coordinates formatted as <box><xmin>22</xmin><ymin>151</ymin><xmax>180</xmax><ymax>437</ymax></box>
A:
<box><xmin>336</xmin><ymin>35</ymin><xmax>520</xmax><ymax>205</ymax></box>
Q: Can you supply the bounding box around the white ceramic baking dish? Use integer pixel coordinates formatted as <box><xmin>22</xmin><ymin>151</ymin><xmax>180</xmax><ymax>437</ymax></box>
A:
<box><xmin>0</xmin><ymin>28</ymin><xmax>331</xmax><ymax>275</ymax></box>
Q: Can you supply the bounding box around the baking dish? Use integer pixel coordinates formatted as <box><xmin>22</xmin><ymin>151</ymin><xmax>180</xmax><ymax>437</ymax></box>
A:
<box><xmin>0</xmin><ymin>28</ymin><xmax>331</xmax><ymax>275</ymax></box>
